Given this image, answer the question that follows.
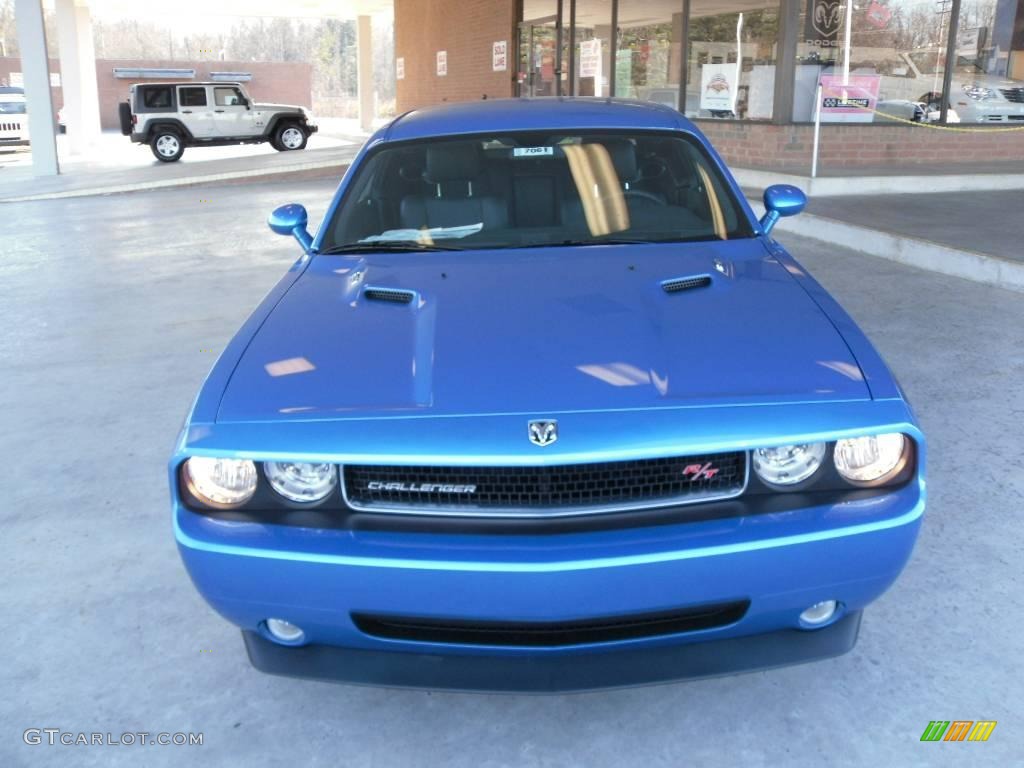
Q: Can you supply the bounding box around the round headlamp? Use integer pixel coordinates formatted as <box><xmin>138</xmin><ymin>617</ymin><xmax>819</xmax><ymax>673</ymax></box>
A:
<box><xmin>752</xmin><ymin>442</ymin><xmax>827</xmax><ymax>487</ymax></box>
<box><xmin>834</xmin><ymin>433</ymin><xmax>907</xmax><ymax>486</ymax></box>
<box><xmin>183</xmin><ymin>457</ymin><xmax>257</xmax><ymax>508</ymax></box>
<box><xmin>263</xmin><ymin>462</ymin><xmax>337</xmax><ymax>504</ymax></box>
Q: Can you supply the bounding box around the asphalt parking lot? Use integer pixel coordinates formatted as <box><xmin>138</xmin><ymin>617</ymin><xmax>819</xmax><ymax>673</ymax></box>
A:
<box><xmin>3</xmin><ymin>178</ymin><xmax>1021</xmax><ymax>768</ymax></box>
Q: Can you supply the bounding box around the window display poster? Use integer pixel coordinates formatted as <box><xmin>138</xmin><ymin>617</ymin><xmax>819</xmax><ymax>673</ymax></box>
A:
<box><xmin>579</xmin><ymin>39</ymin><xmax>601</xmax><ymax>78</ymax></box>
<box><xmin>700</xmin><ymin>63</ymin><xmax>736</xmax><ymax>112</ymax></box>
<box><xmin>819</xmin><ymin>74</ymin><xmax>880</xmax><ymax>122</ymax></box>
<box><xmin>493</xmin><ymin>41</ymin><xmax>507</xmax><ymax>72</ymax></box>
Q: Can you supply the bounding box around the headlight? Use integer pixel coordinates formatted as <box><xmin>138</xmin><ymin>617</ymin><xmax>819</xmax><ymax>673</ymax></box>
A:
<box><xmin>834</xmin><ymin>433</ymin><xmax>908</xmax><ymax>486</ymax></box>
<box><xmin>263</xmin><ymin>462</ymin><xmax>337</xmax><ymax>504</ymax></box>
<box><xmin>962</xmin><ymin>84</ymin><xmax>997</xmax><ymax>100</ymax></box>
<box><xmin>183</xmin><ymin>457</ymin><xmax>257</xmax><ymax>508</ymax></box>
<box><xmin>752</xmin><ymin>443</ymin><xmax>827</xmax><ymax>486</ymax></box>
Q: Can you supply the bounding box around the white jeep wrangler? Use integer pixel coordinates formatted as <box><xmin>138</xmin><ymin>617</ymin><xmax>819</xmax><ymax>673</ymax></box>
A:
<box><xmin>120</xmin><ymin>82</ymin><xmax>318</xmax><ymax>162</ymax></box>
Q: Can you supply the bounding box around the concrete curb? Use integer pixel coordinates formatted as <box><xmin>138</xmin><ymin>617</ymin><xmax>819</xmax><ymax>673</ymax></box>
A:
<box><xmin>734</xmin><ymin>167</ymin><xmax>1024</xmax><ymax>197</ymax></box>
<box><xmin>0</xmin><ymin>156</ymin><xmax>349</xmax><ymax>203</ymax></box>
<box><xmin>773</xmin><ymin>210</ymin><xmax>1024</xmax><ymax>293</ymax></box>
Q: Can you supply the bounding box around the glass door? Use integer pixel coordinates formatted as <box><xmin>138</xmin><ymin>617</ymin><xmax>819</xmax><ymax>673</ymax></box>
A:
<box><xmin>518</xmin><ymin>17</ymin><xmax>559</xmax><ymax>97</ymax></box>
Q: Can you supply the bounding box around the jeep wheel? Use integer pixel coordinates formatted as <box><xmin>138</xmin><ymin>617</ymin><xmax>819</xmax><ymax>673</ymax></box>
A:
<box><xmin>274</xmin><ymin>123</ymin><xmax>307</xmax><ymax>151</ymax></box>
<box><xmin>151</xmin><ymin>131</ymin><xmax>184</xmax><ymax>162</ymax></box>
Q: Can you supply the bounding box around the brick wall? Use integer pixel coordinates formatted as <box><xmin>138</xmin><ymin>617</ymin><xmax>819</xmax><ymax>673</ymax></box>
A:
<box><xmin>696</xmin><ymin>119</ymin><xmax>1024</xmax><ymax>173</ymax></box>
<box><xmin>0</xmin><ymin>57</ymin><xmax>312</xmax><ymax>130</ymax></box>
<box><xmin>394</xmin><ymin>0</ymin><xmax>517</xmax><ymax>112</ymax></box>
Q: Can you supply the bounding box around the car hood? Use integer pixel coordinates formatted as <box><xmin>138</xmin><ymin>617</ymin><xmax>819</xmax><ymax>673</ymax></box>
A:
<box><xmin>216</xmin><ymin>240</ymin><xmax>870</xmax><ymax>423</ymax></box>
<box><xmin>253</xmin><ymin>103</ymin><xmax>303</xmax><ymax>112</ymax></box>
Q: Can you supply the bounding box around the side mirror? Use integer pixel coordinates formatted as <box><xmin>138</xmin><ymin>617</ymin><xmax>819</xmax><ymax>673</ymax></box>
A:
<box><xmin>268</xmin><ymin>203</ymin><xmax>313</xmax><ymax>253</ymax></box>
<box><xmin>760</xmin><ymin>184</ymin><xmax>807</xmax><ymax>235</ymax></box>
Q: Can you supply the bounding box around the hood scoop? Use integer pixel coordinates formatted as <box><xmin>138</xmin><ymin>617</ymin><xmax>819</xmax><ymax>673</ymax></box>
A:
<box><xmin>364</xmin><ymin>286</ymin><xmax>416</xmax><ymax>304</ymax></box>
<box><xmin>661</xmin><ymin>274</ymin><xmax>712</xmax><ymax>294</ymax></box>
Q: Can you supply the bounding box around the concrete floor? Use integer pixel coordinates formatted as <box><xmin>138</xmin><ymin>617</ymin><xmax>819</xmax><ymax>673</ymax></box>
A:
<box><xmin>2</xmin><ymin>179</ymin><xmax>1022</xmax><ymax>767</ymax></box>
<box><xmin>807</xmin><ymin>190</ymin><xmax>1024</xmax><ymax>262</ymax></box>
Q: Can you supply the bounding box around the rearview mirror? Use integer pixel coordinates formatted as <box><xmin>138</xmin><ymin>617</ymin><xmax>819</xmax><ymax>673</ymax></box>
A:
<box><xmin>268</xmin><ymin>203</ymin><xmax>313</xmax><ymax>253</ymax></box>
<box><xmin>760</xmin><ymin>184</ymin><xmax>807</xmax><ymax>235</ymax></box>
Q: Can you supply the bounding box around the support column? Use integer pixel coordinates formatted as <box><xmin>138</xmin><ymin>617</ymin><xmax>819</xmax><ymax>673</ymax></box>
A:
<box><xmin>356</xmin><ymin>14</ymin><xmax>374</xmax><ymax>133</ymax></box>
<box><xmin>56</xmin><ymin>0</ymin><xmax>102</xmax><ymax>155</ymax></box>
<box><xmin>14</xmin><ymin>0</ymin><xmax>58</xmax><ymax>175</ymax></box>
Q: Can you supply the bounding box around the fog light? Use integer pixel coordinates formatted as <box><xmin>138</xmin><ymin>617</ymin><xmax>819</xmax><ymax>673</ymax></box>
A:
<box><xmin>264</xmin><ymin>618</ymin><xmax>305</xmax><ymax>644</ymax></box>
<box><xmin>799</xmin><ymin>600</ymin><xmax>838</xmax><ymax>627</ymax></box>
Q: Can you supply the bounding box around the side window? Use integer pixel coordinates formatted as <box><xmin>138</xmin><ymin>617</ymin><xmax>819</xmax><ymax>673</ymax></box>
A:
<box><xmin>214</xmin><ymin>87</ymin><xmax>244</xmax><ymax>107</ymax></box>
<box><xmin>179</xmin><ymin>87</ymin><xmax>207</xmax><ymax>107</ymax></box>
<box><xmin>142</xmin><ymin>87</ymin><xmax>172</xmax><ymax>110</ymax></box>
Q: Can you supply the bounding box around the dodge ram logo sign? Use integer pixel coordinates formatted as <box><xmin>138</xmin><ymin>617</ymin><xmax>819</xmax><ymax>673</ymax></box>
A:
<box><xmin>528</xmin><ymin>420</ymin><xmax>558</xmax><ymax>447</ymax></box>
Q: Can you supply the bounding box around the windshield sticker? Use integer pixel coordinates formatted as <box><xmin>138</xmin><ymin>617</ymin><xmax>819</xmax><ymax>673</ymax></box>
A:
<box><xmin>513</xmin><ymin>147</ymin><xmax>554</xmax><ymax>157</ymax></box>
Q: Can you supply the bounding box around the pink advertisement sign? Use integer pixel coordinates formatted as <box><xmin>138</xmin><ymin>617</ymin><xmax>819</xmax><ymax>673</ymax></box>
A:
<box><xmin>819</xmin><ymin>74</ymin><xmax>881</xmax><ymax>123</ymax></box>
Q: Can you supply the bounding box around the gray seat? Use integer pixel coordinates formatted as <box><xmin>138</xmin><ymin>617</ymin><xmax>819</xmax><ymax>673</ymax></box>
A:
<box><xmin>400</xmin><ymin>144</ymin><xmax>508</xmax><ymax>230</ymax></box>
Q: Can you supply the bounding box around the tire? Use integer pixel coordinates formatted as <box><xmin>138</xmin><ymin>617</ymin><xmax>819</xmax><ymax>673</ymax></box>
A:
<box><xmin>273</xmin><ymin>122</ymin><xmax>307</xmax><ymax>152</ymax></box>
<box><xmin>150</xmin><ymin>130</ymin><xmax>184</xmax><ymax>162</ymax></box>
<box><xmin>118</xmin><ymin>102</ymin><xmax>132</xmax><ymax>136</ymax></box>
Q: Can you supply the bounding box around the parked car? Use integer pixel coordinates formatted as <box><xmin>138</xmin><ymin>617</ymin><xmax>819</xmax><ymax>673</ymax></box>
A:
<box><xmin>121</xmin><ymin>81</ymin><xmax>318</xmax><ymax>162</ymax></box>
<box><xmin>170</xmin><ymin>98</ymin><xmax>926</xmax><ymax>691</ymax></box>
<box><xmin>0</xmin><ymin>86</ymin><xmax>29</xmax><ymax>146</ymax></box>
<box><xmin>796</xmin><ymin>49</ymin><xmax>1024</xmax><ymax>123</ymax></box>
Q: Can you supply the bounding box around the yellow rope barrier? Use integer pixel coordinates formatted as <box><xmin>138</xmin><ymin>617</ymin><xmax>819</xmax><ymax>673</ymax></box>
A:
<box><xmin>844</xmin><ymin>102</ymin><xmax>1024</xmax><ymax>133</ymax></box>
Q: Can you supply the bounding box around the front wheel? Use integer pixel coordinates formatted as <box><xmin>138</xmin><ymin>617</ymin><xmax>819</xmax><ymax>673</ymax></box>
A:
<box><xmin>150</xmin><ymin>131</ymin><xmax>184</xmax><ymax>162</ymax></box>
<box><xmin>273</xmin><ymin>123</ymin><xmax>307</xmax><ymax>152</ymax></box>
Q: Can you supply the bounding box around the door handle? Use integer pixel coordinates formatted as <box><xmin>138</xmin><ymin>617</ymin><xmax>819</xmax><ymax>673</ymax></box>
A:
<box><xmin>182</xmin><ymin>110</ymin><xmax>192</xmax><ymax>113</ymax></box>
<box><xmin>214</xmin><ymin>109</ymin><xmax>225</xmax><ymax>113</ymax></box>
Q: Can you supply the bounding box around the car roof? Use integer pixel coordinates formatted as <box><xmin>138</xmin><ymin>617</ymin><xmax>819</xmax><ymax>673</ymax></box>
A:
<box><xmin>385</xmin><ymin>98</ymin><xmax>692</xmax><ymax>142</ymax></box>
<box><xmin>131</xmin><ymin>82</ymin><xmax>243</xmax><ymax>88</ymax></box>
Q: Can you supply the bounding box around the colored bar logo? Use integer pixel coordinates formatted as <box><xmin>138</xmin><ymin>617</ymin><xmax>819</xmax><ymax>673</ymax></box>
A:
<box><xmin>921</xmin><ymin>721</ymin><xmax>997</xmax><ymax>742</ymax></box>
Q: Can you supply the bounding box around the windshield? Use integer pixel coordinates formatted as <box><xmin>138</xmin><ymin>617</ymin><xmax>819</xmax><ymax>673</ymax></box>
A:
<box><xmin>0</xmin><ymin>99</ymin><xmax>27</xmax><ymax>114</ymax></box>
<box><xmin>322</xmin><ymin>130</ymin><xmax>752</xmax><ymax>252</ymax></box>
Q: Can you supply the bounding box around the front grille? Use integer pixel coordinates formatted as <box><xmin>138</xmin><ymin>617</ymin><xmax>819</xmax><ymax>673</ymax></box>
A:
<box><xmin>343</xmin><ymin>451</ymin><xmax>747</xmax><ymax>517</ymax></box>
<box><xmin>352</xmin><ymin>601</ymin><xmax>750</xmax><ymax>647</ymax></box>
<box><xmin>1000</xmin><ymin>87</ymin><xmax>1024</xmax><ymax>103</ymax></box>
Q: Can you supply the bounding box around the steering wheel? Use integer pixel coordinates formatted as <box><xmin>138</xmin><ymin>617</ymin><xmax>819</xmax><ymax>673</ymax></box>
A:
<box><xmin>623</xmin><ymin>188</ymin><xmax>666</xmax><ymax>205</ymax></box>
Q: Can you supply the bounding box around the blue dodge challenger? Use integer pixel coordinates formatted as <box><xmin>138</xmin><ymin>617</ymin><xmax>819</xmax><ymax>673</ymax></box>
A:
<box><xmin>171</xmin><ymin>99</ymin><xmax>925</xmax><ymax>691</ymax></box>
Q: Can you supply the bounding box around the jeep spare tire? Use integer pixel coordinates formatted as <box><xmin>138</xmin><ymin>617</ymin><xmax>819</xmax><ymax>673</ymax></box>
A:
<box><xmin>118</xmin><ymin>102</ymin><xmax>132</xmax><ymax>136</ymax></box>
<box><xmin>274</xmin><ymin>123</ymin><xmax>308</xmax><ymax>151</ymax></box>
<box><xmin>150</xmin><ymin>130</ymin><xmax>184</xmax><ymax>162</ymax></box>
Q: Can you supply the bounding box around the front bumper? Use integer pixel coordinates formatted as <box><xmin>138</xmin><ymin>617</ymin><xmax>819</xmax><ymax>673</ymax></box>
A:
<box><xmin>175</xmin><ymin>476</ymin><xmax>923</xmax><ymax>691</ymax></box>
<box><xmin>243</xmin><ymin>611</ymin><xmax>863</xmax><ymax>692</ymax></box>
<box><xmin>954</xmin><ymin>100</ymin><xmax>1024</xmax><ymax>123</ymax></box>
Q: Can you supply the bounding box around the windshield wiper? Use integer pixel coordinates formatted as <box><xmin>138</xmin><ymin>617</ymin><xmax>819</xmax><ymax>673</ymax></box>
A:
<box><xmin>556</xmin><ymin>235</ymin><xmax>723</xmax><ymax>247</ymax></box>
<box><xmin>319</xmin><ymin>242</ymin><xmax>462</xmax><ymax>255</ymax></box>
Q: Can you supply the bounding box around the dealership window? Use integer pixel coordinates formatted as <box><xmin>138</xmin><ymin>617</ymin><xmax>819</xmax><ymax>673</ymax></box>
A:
<box><xmin>572</xmin><ymin>1</ymin><xmax>614</xmax><ymax>96</ymax></box>
<box><xmin>520</xmin><ymin>2</ymin><xmax>561</xmax><ymax>97</ymax></box>
<box><xmin>947</xmin><ymin>0</ymin><xmax>1024</xmax><ymax>123</ymax></box>
<box><xmin>615</xmin><ymin>1</ymin><xmax>684</xmax><ymax>107</ymax></box>
<box><xmin>686</xmin><ymin>0</ymin><xmax>781</xmax><ymax>121</ymax></box>
<box><xmin>791</xmin><ymin>0</ymin><xmax>953</xmax><ymax>123</ymax></box>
